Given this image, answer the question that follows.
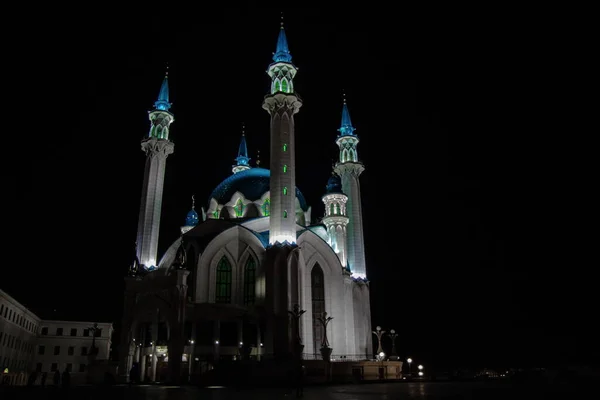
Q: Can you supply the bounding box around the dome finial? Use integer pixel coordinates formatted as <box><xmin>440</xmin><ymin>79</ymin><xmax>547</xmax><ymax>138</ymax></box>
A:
<box><xmin>191</xmin><ymin>194</ymin><xmax>195</xmax><ymax>210</ymax></box>
<box><xmin>165</xmin><ymin>62</ymin><xmax>169</xmax><ymax>78</ymax></box>
<box><xmin>256</xmin><ymin>149</ymin><xmax>261</xmax><ymax>166</ymax></box>
<box><xmin>342</xmin><ymin>89</ymin><xmax>346</xmax><ymax>104</ymax></box>
<box><xmin>242</xmin><ymin>122</ymin><xmax>245</xmax><ymax>136</ymax></box>
<box><xmin>280</xmin><ymin>11</ymin><xmax>284</xmax><ymax>29</ymax></box>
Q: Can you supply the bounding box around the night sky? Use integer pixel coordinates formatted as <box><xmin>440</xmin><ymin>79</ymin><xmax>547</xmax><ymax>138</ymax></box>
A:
<box><xmin>8</xmin><ymin>6</ymin><xmax>594</xmax><ymax>370</ymax></box>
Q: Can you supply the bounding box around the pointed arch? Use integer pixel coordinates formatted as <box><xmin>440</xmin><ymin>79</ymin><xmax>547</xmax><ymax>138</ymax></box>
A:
<box><xmin>281</xmin><ymin>78</ymin><xmax>288</xmax><ymax>93</ymax></box>
<box><xmin>274</xmin><ymin>79</ymin><xmax>281</xmax><ymax>93</ymax></box>
<box><xmin>311</xmin><ymin>264</ymin><xmax>325</xmax><ymax>353</ymax></box>
<box><xmin>342</xmin><ymin>149</ymin><xmax>349</xmax><ymax>163</ymax></box>
<box><xmin>215</xmin><ymin>256</ymin><xmax>232</xmax><ymax>303</ymax></box>
<box><xmin>329</xmin><ymin>203</ymin><xmax>334</xmax><ymax>216</ymax></box>
<box><xmin>234</xmin><ymin>198</ymin><xmax>244</xmax><ymax>217</ymax></box>
<box><xmin>243</xmin><ymin>256</ymin><xmax>257</xmax><ymax>305</ymax></box>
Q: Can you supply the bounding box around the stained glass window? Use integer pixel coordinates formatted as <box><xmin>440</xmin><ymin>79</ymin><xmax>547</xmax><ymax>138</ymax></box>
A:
<box><xmin>243</xmin><ymin>257</ymin><xmax>256</xmax><ymax>305</ymax></box>
<box><xmin>234</xmin><ymin>199</ymin><xmax>244</xmax><ymax>217</ymax></box>
<box><xmin>283</xmin><ymin>187</ymin><xmax>288</xmax><ymax>195</ymax></box>
<box><xmin>215</xmin><ymin>256</ymin><xmax>232</xmax><ymax>304</ymax></box>
<box><xmin>262</xmin><ymin>199</ymin><xmax>270</xmax><ymax>216</ymax></box>
<box><xmin>283</xmin><ymin>164</ymin><xmax>287</xmax><ymax>173</ymax></box>
<box><xmin>283</xmin><ymin>143</ymin><xmax>288</xmax><ymax>152</ymax></box>
<box><xmin>281</xmin><ymin>79</ymin><xmax>288</xmax><ymax>93</ymax></box>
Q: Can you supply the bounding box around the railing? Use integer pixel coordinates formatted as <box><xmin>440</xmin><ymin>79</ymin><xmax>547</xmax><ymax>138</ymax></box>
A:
<box><xmin>302</xmin><ymin>353</ymin><xmax>371</xmax><ymax>362</ymax></box>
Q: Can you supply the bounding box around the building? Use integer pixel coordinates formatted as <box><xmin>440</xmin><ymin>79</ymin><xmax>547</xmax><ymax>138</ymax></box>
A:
<box><xmin>118</xmin><ymin>20</ymin><xmax>373</xmax><ymax>383</ymax></box>
<box><xmin>0</xmin><ymin>289</ymin><xmax>113</xmax><ymax>386</ymax></box>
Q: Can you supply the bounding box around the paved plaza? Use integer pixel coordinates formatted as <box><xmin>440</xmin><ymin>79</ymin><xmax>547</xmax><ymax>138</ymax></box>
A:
<box><xmin>0</xmin><ymin>380</ymin><xmax>587</xmax><ymax>400</ymax></box>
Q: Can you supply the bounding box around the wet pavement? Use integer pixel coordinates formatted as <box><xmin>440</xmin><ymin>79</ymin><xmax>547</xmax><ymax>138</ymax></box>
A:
<box><xmin>0</xmin><ymin>380</ymin><xmax>588</xmax><ymax>399</ymax></box>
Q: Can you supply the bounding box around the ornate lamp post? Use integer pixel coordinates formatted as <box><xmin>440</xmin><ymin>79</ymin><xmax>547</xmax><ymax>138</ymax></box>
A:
<box><xmin>317</xmin><ymin>312</ymin><xmax>334</xmax><ymax>362</ymax></box>
<box><xmin>372</xmin><ymin>326</ymin><xmax>386</xmax><ymax>358</ymax></box>
<box><xmin>388</xmin><ymin>329</ymin><xmax>399</xmax><ymax>360</ymax></box>
<box><xmin>288</xmin><ymin>304</ymin><xmax>306</xmax><ymax>359</ymax></box>
<box><xmin>407</xmin><ymin>357</ymin><xmax>413</xmax><ymax>376</ymax></box>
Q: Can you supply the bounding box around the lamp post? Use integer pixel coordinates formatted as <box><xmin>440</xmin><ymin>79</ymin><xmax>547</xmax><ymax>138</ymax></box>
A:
<box><xmin>378</xmin><ymin>351</ymin><xmax>386</xmax><ymax>380</ymax></box>
<box><xmin>372</xmin><ymin>326</ymin><xmax>386</xmax><ymax>358</ymax></box>
<box><xmin>316</xmin><ymin>312</ymin><xmax>334</xmax><ymax>362</ymax></box>
<box><xmin>407</xmin><ymin>357</ymin><xmax>412</xmax><ymax>376</ymax></box>
<box><xmin>387</xmin><ymin>329</ymin><xmax>398</xmax><ymax>360</ymax></box>
<box><xmin>418</xmin><ymin>364</ymin><xmax>424</xmax><ymax>379</ymax></box>
<box><xmin>288</xmin><ymin>304</ymin><xmax>306</xmax><ymax>359</ymax></box>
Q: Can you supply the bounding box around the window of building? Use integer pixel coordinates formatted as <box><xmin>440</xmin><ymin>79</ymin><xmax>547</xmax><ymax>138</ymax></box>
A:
<box><xmin>81</xmin><ymin>347</ymin><xmax>88</xmax><ymax>356</ymax></box>
<box><xmin>83</xmin><ymin>329</ymin><xmax>89</xmax><ymax>337</ymax></box>
<box><xmin>68</xmin><ymin>346</ymin><xmax>74</xmax><ymax>356</ymax></box>
<box><xmin>56</xmin><ymin>327</ymin><xmax>63</xmax><ymax>336</ymax></box>
<box><xmin>41</xmin><ymin>327</ymin><xmax>48</xmax><ymax>335</ymax></box>
<box><xmin>243</xmin><ymin>257</ymin><xmax>256</xmax><ymax>305</ymax></box>
<box><xmin>66</xmin><ymin>363</ymin><xmax>72</xmax><ymax>372</ymax></box>
<box><xmin>79</xmin><ymin>364</ymin><xmax>86</xmax><ymax>373</ymax></box>
<box><xmin>38</xmin><ymin>345</ymin><xmax>45</xmax><ymax>355</ymax></box>
<box><xmin>51</xmin><ymin>363</ymin><xmax>57</xmax><ymax>372</ymax></box>
<box><xmin>262</xmin><ymin>198</ymin><xmax>270</xmax><ymax>216</ymax></box>
<box><xmin>234</xmin><ymin>198</ymin><xmax>244</xmax><ymax>217</ymax></box>
<box><xmin>215</xmin><ymin>256</ymin><xmax>232</xmax><ymax>304</ymax></box>
<box><xmin>283</xmin><ymin>143</ymin><xmax>287</xmax><ymax>152</ymax></box>
<box><xmin>0</xmin><ymin>304</ymin><xmax>3</xmax><ymax>315</ymax></box>
<box><xmin>311</xmin><ymin>264</ymin><xmax>326</xmax><ymax>354</ymax></box>
<box><xmin>94</xmin><ymin>329</ymin><xmax>102</xmax><ymax>338</ymax></box>
<box><xmin>70</xmin><ymin>328</ymin><xmax>77</xmax><ymax>336</ymax></box>
<box><xmin>36</xmin><ymin>363</ymin><xmax>42</xmax><ymax>372</ymax></box>
<box><xmin>54</xmin><ymin>346</ymin><xmax>60</xmax><ymax>355</ymax></box>
<box><xmin>283</xmin><ymin>164</ymin><xmax>287</xmax><ymax>173</ymax></box>
<box><xmin>283</xmin><ymin>210</ymin><xmax>288</xmax><ymax>218</ymax></box>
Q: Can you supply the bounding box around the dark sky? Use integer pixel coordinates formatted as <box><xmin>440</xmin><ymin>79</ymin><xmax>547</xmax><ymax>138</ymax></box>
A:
<box><xmin>7</xmin><ymin>6</ymin><xmax>593</xmax><ymax>370</ymax></box>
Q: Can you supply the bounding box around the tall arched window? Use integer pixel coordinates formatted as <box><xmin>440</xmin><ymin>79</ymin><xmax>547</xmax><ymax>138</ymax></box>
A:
<box><xmin>281</xmin><ymin>79</ymin><xmax>288</xmax><ymax>93</ymax></box>
<box><xmin>329</xmin><ymin>204</ymin><xmax>335</xmax><ymax>215</ymax></box>
<box><xmin>243</xmin><ymin>257</ymin><xmax>256</xmax><ymax>305</ymax></box>
<box><xmin>234</xmin><ymin>199</ymin><xmax>244</xmax><ymax>217</ymax></box>
<box><xmin>262</xmin><ymin>198</ymin><xmax>270</xmax><ymax>216</ymax></box>
<box><xmin>215</xmin><ymin>256</ymin><xmax>232</xmax><ymax>303</ymax></box>
<box><xmin>283</xmin><ymin>164</ymin><xmax>287</xmax><ymax>173</ymax></box>
<box><xmin>283</xmin><ymin>187</ymin><xmax>288</xmax><ymax>195</ymax></box>
<box><xmin>311</xmin><ymin>264</ymin><xmax>325</xmax><ymax>353</ymax></box>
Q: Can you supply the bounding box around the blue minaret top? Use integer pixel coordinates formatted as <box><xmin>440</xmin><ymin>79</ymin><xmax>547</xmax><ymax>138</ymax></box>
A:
<box><xmin>325</xmin><ymin>173</ymin><xmax>343</xmax><ymax>194</ymax></box>
<box><xmin>338</xmin><ymin>95</ymin><xmax>356</xmax><ymax>136</ymax></box>
<box><xmin>154</xmin><ymin>67</ymin><xmax>171</xmax><ymax>111</ymax></box>
<box><xmin>184</xmin><ymin>195</ymin><xmax>199</xmax><ymax>227</ymax></box>
<box><xmin>273</xmin><ymin>15</ymin><xmax>292</xmax><ymax>63</ymax></box>
<box><xmin>235</xmin><ymin>133</ymin><xmax>250</xmax><ymax>167</ymax></box>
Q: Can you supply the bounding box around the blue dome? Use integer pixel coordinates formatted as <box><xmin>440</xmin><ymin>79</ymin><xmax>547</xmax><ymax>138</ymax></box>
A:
<box><xmin>185</xmin><ymin>209</ymin><xmax>199</xmax><ymax>226</ymax></box>
<box><xmin>209</xmin><ymin>167</ymin><xmax>309</xmax><ymax>211</ymax></box>
<box><xmin>325</xmin><ymin>174</ymin><xmax>343</xmax><ymax>194</ymax></box>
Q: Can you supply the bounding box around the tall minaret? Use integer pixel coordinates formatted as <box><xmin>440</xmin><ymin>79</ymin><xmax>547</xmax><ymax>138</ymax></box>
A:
<box><xmin>262</xmin><ymin>15</ymin><xmax>302</xmax><ymax>245</ymax></box>
<box><xmin>136</xmin><ymin>69</ymin><xmax>175</xmax><ymax>270</ymax></box>
<box><xmin>322</xmin><ymin>173</ymin><xmax>350</xmax><ymax>269</ymax></box>
<box><xmin>232</xmin><ymin>125</ymin><xmax>251</xmax><ymax>174</ymax></box>
<box><xmin>334</xmin><ymin>95</ymin><xmax>367</xmax><ymax>279</ymax></box>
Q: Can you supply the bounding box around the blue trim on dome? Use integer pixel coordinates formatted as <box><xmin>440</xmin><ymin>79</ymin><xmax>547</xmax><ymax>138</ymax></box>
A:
<box><xmin>208</xmin><ymin>167</ymin><xmax>309</xmax><ymax>211</ymax></box>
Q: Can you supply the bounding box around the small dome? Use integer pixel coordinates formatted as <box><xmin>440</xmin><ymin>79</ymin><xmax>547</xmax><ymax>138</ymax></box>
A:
<box><xmin>325</xmin><ymin>174</ymin><xmax>343</xmax><ymax>194</ymax></box>
<box><xmin>185</xmin><ymin>209</ymin><xmax>199</xmax><ymax>226</ymax></box>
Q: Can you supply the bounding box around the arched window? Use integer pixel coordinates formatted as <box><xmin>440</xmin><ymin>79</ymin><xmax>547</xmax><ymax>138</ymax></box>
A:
<box><xmin>262</xmin><ymin>198</ymin><xmax>270</xmax><ymax>216</ymax></box>
<box><xmin>334</xmin><ymin>204</ymin><xmax>340</xmax><ymax>215</ymax></box>
<box><xmin>329</xmin><ymin>203</ymin><xmax>334</xmax><ymax>216</ymax></box>
<box><xmin>283</xmin><ymin>143</ymin><xmax>288</xmax><ymax>152</ymax></box>
<box><xmin>215</xmin><ymin>256</ymin><xmax>232</xmax><ymax>304</ymax></box>
<box><xmin>283</xmin><ymin>187</ymin><xmax>288</xmax><ymax>195</ymax></box>
<box><xmin>283</xmin><ymin>210</ymin><xmax>288</xmax><ymax>218</ymax></box>
<box><xmin>275</xmin><ymin>80</ymin><xmax>281</xmax><ymax>93</ymax></box>
<box><xmin>311</xmin><ymin>264</ymin><xmax>325</xmax><ymax>353</ymax></box>
<box><xmin>212</xmin><ymin>210</ymin><xmax>219</xmax><ymax>219</ymax></box>
<box><xmin>243</xmin><ymin>257</ymin><xmax>256</xmax><ymax>305</ymax></box>
<box><xmin>234</xmin><ymin>199</ymin><xmax>244</xmax><ymax>217</ymax></box>
<box><xmin>283</xmin><ymin>164</ymin><xmax>287</xmax><ymax>173</ymax></box>
<box><xmin>281</xmin><ymin>79</ymin><xmax>288</xmax><ymax>93</ymax></box>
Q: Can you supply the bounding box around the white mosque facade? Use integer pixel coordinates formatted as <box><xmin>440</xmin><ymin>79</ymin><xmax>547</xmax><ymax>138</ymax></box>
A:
<box><xmin>118</xmin><ymin>23</ymin><xmax>373</xmax><ymax>383</ymax></box>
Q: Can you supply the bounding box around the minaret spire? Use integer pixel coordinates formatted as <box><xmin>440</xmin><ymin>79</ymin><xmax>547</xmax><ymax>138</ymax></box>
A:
<box><xmin>233</xmin><ymin>124</ymin><xmax>251</xmax><ymax>174</ymax></box>
<box><xmin>263</xmin><ymin>16</ymin><xmax>302</xmax><ymax>244</ymax></box>
<box><xmin>334</xmin><ymin>94</ymin><xmax>366</xmax><ymax>279</ymax></box>
<box><xmin>135</xmin><ymin>70</ymin><xmax>175</xmax><ymax>270</ymax></box>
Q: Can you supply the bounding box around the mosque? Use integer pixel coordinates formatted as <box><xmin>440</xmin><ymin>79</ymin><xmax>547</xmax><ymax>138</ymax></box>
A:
<box><xmin>118</xmin><ymin>20</ymin><xmax>373</xmax><ymax>383</ymax></box>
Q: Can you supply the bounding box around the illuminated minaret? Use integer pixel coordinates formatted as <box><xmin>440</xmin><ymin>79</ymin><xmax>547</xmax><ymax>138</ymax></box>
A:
<box><xmin>334</xmin><ymin>95</ymin><xmax>367</xmax><ymax>279</ymax></box>
<box><xmin>262</xmin><ymin>15</ymin><xmax>302</xmax><ymax>244</ymax></box>
<box><xmin>322</xmin><ymin>173</ymin><xmax>350</xmax><ymax>269</ymax></box>
<box><xmin>232</xmin><ymin>125</ymin><xmax>251</xmax><ymax>174</ymax></box>
<box><xmin>136</xmin><ymin>68</ymin><xmax>175</xmax><ymax>270</ymax></box>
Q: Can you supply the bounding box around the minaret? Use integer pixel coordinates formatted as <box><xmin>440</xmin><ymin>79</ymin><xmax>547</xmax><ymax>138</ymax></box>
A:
<box><xmin>262</xmin><ymin>15</ymin><xmax>302</xmax><ymax>245</ymax></box>
<box><xmin>334</xmin><ymin>94</ymin><xmax>367</xmax><ymax>279</ymax></box>
<box><xmin>232</xmin><ymin>124</ymin><xmax>251</xmax><ymax>174</ymax></box>
<box><xmin>321</xmin><ymin>173</ymin><xmax>350</xmax><ymax>268</ymax></box>
<box><xmin>136</xmin><ymin>68</ymin><xmax>175</xmax><ymax>270</ymax></box>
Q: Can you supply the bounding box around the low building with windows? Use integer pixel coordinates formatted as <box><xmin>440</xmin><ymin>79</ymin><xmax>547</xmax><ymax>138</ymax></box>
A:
<box><xmin>0</xmin><ymin>289</ymin><xmax>113</xmax><ymax>386</ymax></box>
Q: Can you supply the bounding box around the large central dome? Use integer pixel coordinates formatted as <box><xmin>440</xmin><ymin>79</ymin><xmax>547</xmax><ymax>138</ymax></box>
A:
<box><xmin>209</xmin><ymin>167</ymin><xmax>309</xmax><ymax>211</ymax></box>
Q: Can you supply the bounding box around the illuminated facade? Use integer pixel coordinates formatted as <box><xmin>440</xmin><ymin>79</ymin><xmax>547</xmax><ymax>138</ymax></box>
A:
<box><xmin>118</xmin><ymin>21</ymin><xmax>372</xmax><ymax>383</ymax></box>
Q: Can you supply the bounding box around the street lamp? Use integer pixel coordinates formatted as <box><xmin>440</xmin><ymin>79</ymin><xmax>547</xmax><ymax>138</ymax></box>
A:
<box><xmin>418</xmin><ymin>364</ymin><xmax>423</xmax><ymax>371</ymax></box>
<box><xmin>372</xmin><ymin>326</ymin><xmax>386</xmax><ymax>358</ymax></box>
<box><xmin>378</xmin><ymin>352</ymin><xmax>386</xmax><ymax>380</ymax></box>
<box><xmin>407</xmin><ymin>358</ymin><xmax>412</xmax><ymax>375</ymax></box>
